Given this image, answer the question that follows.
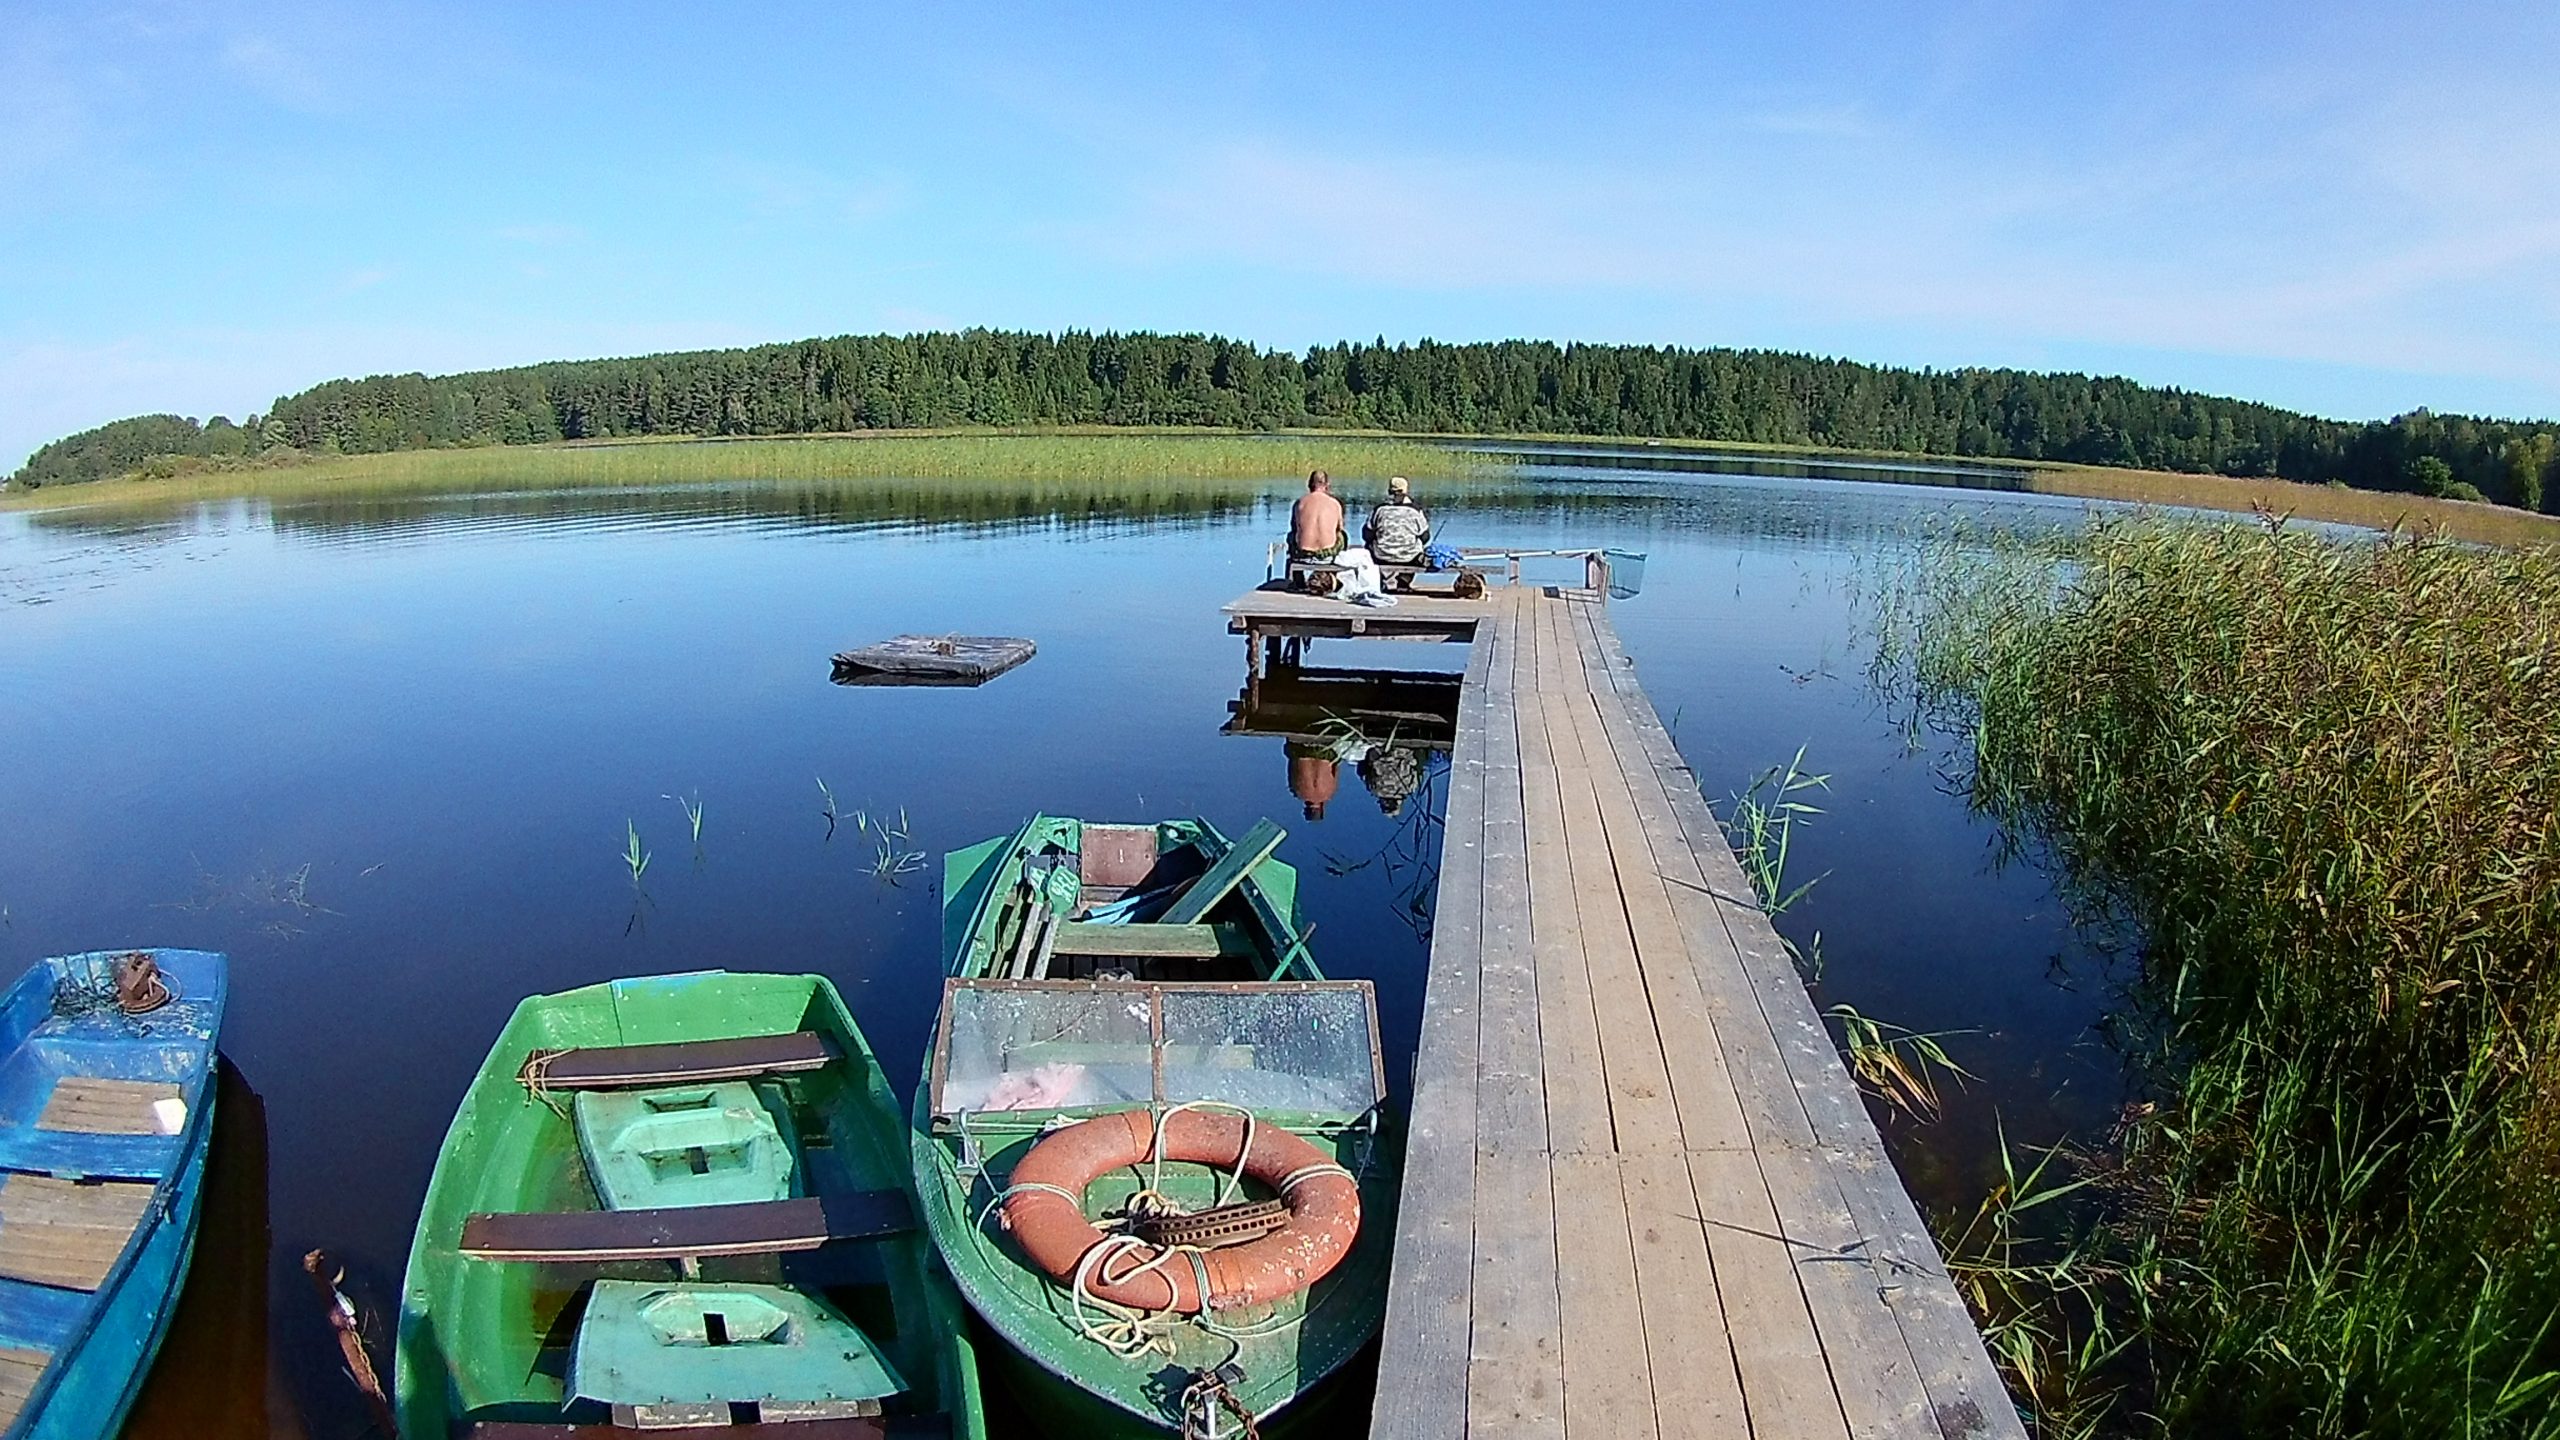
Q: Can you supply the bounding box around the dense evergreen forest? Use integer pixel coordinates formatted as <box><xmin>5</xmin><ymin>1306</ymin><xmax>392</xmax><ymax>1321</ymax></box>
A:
<box><xmin>12</xmin><ymin>330</ymin><xmax>2556</xmax><ymax>511</ymax></box>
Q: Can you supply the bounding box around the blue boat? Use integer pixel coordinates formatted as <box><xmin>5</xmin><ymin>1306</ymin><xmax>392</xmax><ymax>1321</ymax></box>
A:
<box><xmin>0</xmin><ymin>949</ymin><xmax>226</xmax><ymax>1440</ymax></box>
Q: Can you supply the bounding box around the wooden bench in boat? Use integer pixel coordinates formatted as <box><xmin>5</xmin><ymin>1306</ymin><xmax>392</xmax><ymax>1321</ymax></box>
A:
<box><xmin>38</xmin><ymin>1078</ymin><xmax>182</xmax><ymax>1135</ymax></box>
<box><xmin>0</xmin><ymin>1173</ymin><xmax>154</xmax><ymax>1291</ymax></box>
<box><xmin>526</xmin><ymin>1032</ymin><xmax>838</xmax><ymax>1091</ymax></box>
<box><xmin>1048</xmin><ymin>921</ymin><xmax>1256</xmax><ymax>960</ymax></box>
<box><xmin>1159</xmin><ymin>817</ymin><xmax>1286</xmax><ymax>925</ymax></box>
<box><xmin>0</xmin><ymin>1347</ymin><xmax>50</xmax><ymax>1431</ymax></box>
<box><xmin>460</xmin><ymin>1191</ymin><xmax>912</xmax><ymax>1263</ymax></box>
<box><xmin>463</xmin><ymin>1416</ymin><xmax>949</xmax><ymax>1439</ymax></box>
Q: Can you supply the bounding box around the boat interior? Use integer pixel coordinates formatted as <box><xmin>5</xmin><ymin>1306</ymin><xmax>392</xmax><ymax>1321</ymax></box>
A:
<box><xmin>988</xmin><ymin>820</ymin><xmax>1293</xmax><ymax>984</ymax></box>
<box><xmin>0</xmin><ymin>951</ymin><xmax>220</xmax><ymax>1433</ymax></box>
<box><xmin>453</xmin><ymin>1023</ymin><xmax>939</xmax><ymax>1433</ymax></box>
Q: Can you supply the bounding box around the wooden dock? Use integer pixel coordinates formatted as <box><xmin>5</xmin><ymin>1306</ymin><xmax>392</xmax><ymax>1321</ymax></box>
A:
<box><xmin>1225</xmin><ymin>580</ymin><xmax>2025</xmax><ymax>1440</ymax></box>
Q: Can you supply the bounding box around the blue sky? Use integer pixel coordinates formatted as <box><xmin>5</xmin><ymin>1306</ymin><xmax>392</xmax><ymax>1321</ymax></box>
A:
<box><xmin>5</xmin><ymin>1</ymin><xmax>2558</xmax><ymax>465</ymax></box>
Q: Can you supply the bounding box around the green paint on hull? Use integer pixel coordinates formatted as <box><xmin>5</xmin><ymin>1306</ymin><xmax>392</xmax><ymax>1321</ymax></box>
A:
<box><xmin>395</xmin><ymin>970</ymin><xmax>985</xmax><ymax>1438</ymax></box>
<box><xmin>917</xmin><ymin>816</ymin><xmax>1398</xmax><ymax>1436</ymax></box>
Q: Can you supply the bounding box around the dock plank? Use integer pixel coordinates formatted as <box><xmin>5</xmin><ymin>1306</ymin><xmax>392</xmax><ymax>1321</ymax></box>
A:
<box><xmin>1552</xmin><ymin>602</ymin><xmax>1753</xmax><ymax>1153</ymax></box>
<box><xmin>1370</xmin><ymin>595</ymin><xmax>1501</xmax><ymax>1440</ymax></box>
<box><xmin>1477</xmin><ymin>590</ymin><xmax>1546</xmax><ymax>1155</ymax></box>
<box><xmin>1516</xmin><ymin>599</ymin><xmax>1614</xmax><ymax>1156</ymax></box>
<box><xmin>1688</xmin><ymin>1149</ymin><xmax>1852</xmax><ymax>1440</ymax></box>
<box><xmin>1537</xmin><ymin>599</ymin><xmax>1681</xmax><ymax>1152</ymax></box>
<box><xmin>1551</xmin><ymin>1152</ymin><xmax>1658</xmax><ymax>1440</ymax></box>
<box><xmin>1620</xmin><ymin>1152</ymin><xmax>1750</xmax><ymax>1438</ymax></box>
<box><xmin>1468</xmin><ymin>1146</ymin><xmax>1567</xmax><ymax>1438</ymax></box>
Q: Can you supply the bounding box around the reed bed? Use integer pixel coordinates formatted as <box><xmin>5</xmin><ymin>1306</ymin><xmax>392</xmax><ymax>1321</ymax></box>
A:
<box><xmin>2027</xmin><ymin>463</ymin><xmax>2560</xmax><ymax>549</ymax></box>
<box><xmin>1876</xmin><ymin>515</ymin><xmax>2560</xmax><ymax>1437</ymax></box>
<box><xmin>0</xmin><ymin>430</ymin><xmax>1482</xmax><ymax>513</ymax></box>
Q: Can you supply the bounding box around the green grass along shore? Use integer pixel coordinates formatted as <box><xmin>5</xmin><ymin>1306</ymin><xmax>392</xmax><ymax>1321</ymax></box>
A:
<box><xmin>8</xmin><ymin>427</ymin><xmax>2560</xmax><ymax>547</ymax></box>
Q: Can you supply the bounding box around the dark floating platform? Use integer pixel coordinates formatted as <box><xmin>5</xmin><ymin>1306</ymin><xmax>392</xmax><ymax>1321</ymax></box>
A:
<box><xmin>829</xmin><ymin>634</ymin><xmax>1035</xmax><ymax>687</ymax></box>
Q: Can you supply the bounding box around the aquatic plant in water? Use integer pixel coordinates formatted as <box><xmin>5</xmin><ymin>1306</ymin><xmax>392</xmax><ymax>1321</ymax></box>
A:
<box><xmin>622</xmin><ymin>821</ymin><xmax>649</xmax><ymax>889</ymax></box>
<box><xmin>1827</xmin><ymin>1003</ymin><xmax>1976</xmax><ymax>1122</ymax></box>
<box><xmin>854</xmin><ymin>808</ymin><xmax>926</xmax><ymax>883</ymax></box>
<box><xmin>665</xmin><ymin>791</ymin><xmax>705</xmax><ymax>858</ymax></box>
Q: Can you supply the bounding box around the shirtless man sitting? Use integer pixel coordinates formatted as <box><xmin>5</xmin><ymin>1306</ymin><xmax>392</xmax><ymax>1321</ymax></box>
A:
<box><xmin>1289</xmin><ymin>470</ymin><xmax>1345</xmax><ymax>561</ymax></box>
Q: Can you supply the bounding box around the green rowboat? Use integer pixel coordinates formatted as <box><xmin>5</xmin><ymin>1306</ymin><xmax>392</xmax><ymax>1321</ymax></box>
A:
<box><xmin>915</xmin><ymin>816</ymin><xmax>1397</xmax><ymax>1438</ymax></box>
<box><xmin>396</xmin><ymin>970</ymin><xmax>985</xmax><ymax>1438</ymax></box>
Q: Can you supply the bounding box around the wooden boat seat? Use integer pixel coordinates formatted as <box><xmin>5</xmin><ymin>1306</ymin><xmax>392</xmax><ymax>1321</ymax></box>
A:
<box><xmin>460</xmin><ymin>1190</ymin><xmax>912</xmax><ymax>1263</ymax></box>
<box><xmin>461</xmin><ymin>1415</ymin><xmax>949</xmax><ymax>1438</ymax></box>
<box><xmin>1159</xmin><ymin>818</ymin><xmax>1287</xmax><ymax>925</ymax></box>
<box><xmin>0</xmin><ymin>1173</ymin><xmax>154</xmax><ymax>1290</ymax></box>
<box><xmin>527</xmin><ymin>1033</ymin><xmax>837</xmax><ymax>1091</ymax></box>
<box><xmin>0</xmin><ymin>1347</ymin><xmax>50</xmax><ymax>1430</ymax></box>
<box><xmin>37</xmin><ymin>1078</ymin><xmax>183</xmax><ymax>1135</ymax></box>
<box><xmin>1049</xmin><ymin>921</ymin><xmax>1256</xmax><ymax>960</ymax></box>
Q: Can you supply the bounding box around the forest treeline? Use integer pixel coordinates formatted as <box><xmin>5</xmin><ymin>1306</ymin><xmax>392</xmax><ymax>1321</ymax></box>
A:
<box><xmin>12</xmin><ymin>330</ymin><xmax>2557</xmax><ymax>510</ymax></box>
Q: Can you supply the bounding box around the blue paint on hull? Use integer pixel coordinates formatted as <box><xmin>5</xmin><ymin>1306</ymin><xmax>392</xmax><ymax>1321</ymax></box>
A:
<box><xmin>0</xmin><ymin>949</ymin><xmax>226</xmax><ymax>1440</ymax></box>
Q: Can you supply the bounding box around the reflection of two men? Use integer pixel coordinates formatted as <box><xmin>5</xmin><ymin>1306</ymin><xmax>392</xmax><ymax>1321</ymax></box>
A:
<box><xmin>1285</xmin><ymin>738</ymin><xmax>1425</xmax><ymax>820</ymax></box>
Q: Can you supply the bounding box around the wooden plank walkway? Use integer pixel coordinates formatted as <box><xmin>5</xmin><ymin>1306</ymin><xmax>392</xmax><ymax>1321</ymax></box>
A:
<box><xmin>1364</xmin><ymin>585</ymin><xmax>2026</xmax><ymax>1440</ymax></box>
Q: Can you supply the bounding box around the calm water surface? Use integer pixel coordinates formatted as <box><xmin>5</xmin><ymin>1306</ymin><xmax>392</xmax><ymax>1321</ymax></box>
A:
<box><xmin>0</xmin><ymin>462</ymin><xmax>2134</xmax><ymax>1436</ymax></box>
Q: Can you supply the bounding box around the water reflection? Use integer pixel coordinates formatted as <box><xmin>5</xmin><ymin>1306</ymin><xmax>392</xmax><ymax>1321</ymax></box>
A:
<box><xmin>0</xmin><ymin>452</ymin><xmax>2158</xmax><ymax>1430</ymax></box>
<box><xmin>1225</xmin><ymin>662</ymin><xmax>1459</xmax><ymax>822</ymax></box>
<box><xmin>1225</xmin><ymin>665</ymin><xmax>1455</xmax><ymax>946</ymax></box>
<box><xmin>124</xmin><ymin>1060</ymin><xmax>306</xmax><ymax>1440</ymax></box>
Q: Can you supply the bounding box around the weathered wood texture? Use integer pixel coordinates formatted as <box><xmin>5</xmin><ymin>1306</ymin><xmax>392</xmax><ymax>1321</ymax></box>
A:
<box><xmin>35</xmin><ymin>1077</ymin><xmax>182</xmax><ymax>1134</ymax></box>
<box><xmin>0</xmin><ymin>1347</ymin><xmax>49</xmax><ymax>1431</ymax></box>
<box><xmin>0</xmin><ymin>1173</ymin><xmax>153</xmax><ymax>1290</ymax></box>
<box><xmin>458</xmin><ymin>1190</ymin><xmax>912</xmax><ymax>1262</ymax></box>
<box><xmin>530</xmin><ymin>1032</ymin><xmax>838</xmax><ymax>1090</ymax></box>
<box><xmin>1366</xmin><ymin>586</ymin><xmax>2026</xmax><ymax>1440</ymax></box>
<box><xmin>830</xmin><ymin>634</ymin><xmax>1034</xmax><ymax>682</ymax></box>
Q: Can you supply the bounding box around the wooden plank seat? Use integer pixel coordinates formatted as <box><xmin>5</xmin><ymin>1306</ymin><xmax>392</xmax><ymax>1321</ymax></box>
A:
<box><xmin>0</xmin><ymin>1347</ymin><xmax>50</xmax><ymax>1430</ymax></box>
<box><xmin>37</xmin><ymin>1078</ymin><xmax>183</xmax><ymax>1135</ymax></box>
<box><xmin>1160</xmin><ymin>818</ymin><xmax>1287</xmax><ymax>925</ymax></box>
<box><xmin>462</xmin><ymin>1416</ymin><xmax>949</xmax><ymax>1439</ymax></box>
<box><xmin>1049</xmin><ymin>921</ymin><xmax>1255</xmax><ymax>960</ymax></box>
<box><xmin>460</xmin><ymin>1191</ymin><xmax>912</xmax><ymax>1263</ymax></box>
<box><xmin>0</xmin><ymin>1174</ymin><xmax>154</xmax><ymax>1291</ymax></box>
<box><xmin>525</xmin><ymin>1032</ymin><xmax>837</xmax><ymax>1091</ymax></box>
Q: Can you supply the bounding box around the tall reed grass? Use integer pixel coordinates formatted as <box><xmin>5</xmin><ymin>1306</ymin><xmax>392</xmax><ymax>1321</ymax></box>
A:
<box><xmin>1876</xmin><ymin>514</ymin><xmax>2560</xmax><ymax>1437</ymax></box>
<box><xmin>1</xmin><ymin>430</ymin><xmax>1483</xmax><ymax>512</ymax></box>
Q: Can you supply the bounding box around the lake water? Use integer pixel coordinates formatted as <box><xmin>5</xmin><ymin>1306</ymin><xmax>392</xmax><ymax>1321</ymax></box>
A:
<box><xmin>0</xmin><ymin>458</ymin><xmax>2136</xmax><ymax>1436</ymax></box>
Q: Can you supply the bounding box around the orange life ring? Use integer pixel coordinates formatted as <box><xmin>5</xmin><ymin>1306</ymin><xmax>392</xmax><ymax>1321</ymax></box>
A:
<box><xmin>1001</xmin><ymin>1108</ymin><xmax>1360</xmax><ymax>1313</ymax></box>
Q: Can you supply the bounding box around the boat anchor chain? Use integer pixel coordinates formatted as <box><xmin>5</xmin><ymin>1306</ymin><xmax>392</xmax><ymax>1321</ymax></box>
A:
<box><xmin>1181</xmin><ymin>1362</ymin><xmax>1260</xmax><ymax>1440</ymax></box>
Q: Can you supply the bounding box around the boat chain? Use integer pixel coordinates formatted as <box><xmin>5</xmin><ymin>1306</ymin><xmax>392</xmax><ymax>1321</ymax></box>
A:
<box><xmin>1181</xmin><ymin>1364</ymin><xmax>1261</xmax><ymax>1440</ymax></box>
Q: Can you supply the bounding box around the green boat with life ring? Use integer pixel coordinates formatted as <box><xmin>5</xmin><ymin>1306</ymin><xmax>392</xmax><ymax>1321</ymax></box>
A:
<box><xmin>914</xmin><ymin>814</ymin><xmax>1400</xmax><ymax>1438</ymax></box>
<box><xmin>395</xmin><ymin>969</ymin><xmax>985</xmax><ymax>1438</ymax></box>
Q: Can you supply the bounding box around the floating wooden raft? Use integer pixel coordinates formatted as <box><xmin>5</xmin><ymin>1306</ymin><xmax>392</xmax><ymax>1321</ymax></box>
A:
<box><xmin>831</xmin><ymin>634</ymin><xmax>1035</xmax><ymax>686</ymax></box>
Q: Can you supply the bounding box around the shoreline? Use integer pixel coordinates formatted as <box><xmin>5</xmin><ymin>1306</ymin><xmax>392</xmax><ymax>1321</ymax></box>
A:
<box><xmin>7</xmin><ymin>427</ymin><xmax>2556</xmax><ymax>546</ymax></box>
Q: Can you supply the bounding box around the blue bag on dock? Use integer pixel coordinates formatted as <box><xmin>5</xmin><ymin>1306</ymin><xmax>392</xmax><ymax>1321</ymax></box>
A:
<box><xmin>1423</xmin><ymin>542</ymin><xmax>1464</xmax><ymax>572</ymax></box>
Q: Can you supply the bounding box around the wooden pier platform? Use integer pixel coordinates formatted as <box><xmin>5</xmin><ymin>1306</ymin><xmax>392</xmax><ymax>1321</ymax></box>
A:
<box><xmin>1230</xmin><ymin>580</ymin><xmax>2025</xmax><ymax>1439</ymax></box>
